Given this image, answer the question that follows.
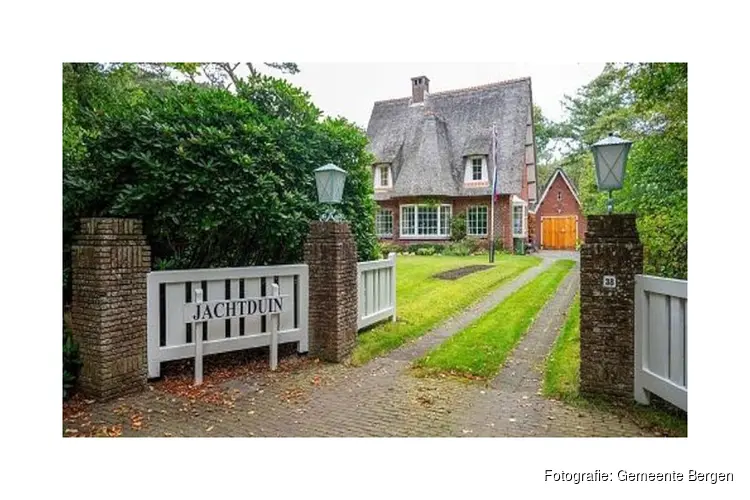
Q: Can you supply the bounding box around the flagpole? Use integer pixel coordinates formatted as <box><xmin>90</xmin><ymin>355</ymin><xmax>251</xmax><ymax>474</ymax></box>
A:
<box><xmin>489</xmin><ymin>123</ymin><xmax>497</xmax><ymax>263</ymax></box>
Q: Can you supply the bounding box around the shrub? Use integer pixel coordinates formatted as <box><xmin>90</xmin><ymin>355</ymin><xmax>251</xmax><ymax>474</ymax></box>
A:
<box><xmin>63</xmin><ymin>75</ymin><xmax>379</xmax><ymax>300</ymax></box>
<box><xmin>416</xmin><ymin>247</ymin><xmax>436</xmax><ymax>256</ymax></box>
<box><xmin>444</xmin><ymin>240</ymin><xmax>473</xmax><ymax>256</ymax></box>
<box><xmin>450</xmin><ymin>213</ymin><xmax>467</xmax><ymax>241</ymax></box>
<box><xmin>63</xmin><ymin>320</ymin><xmax>82</xmax><ymax>400</ymax></box>
<box><xmin>379</xmin><ymin>242</ymin><xmax>401</xmax><ymax>258</ymax></box>
<box><xmin>406</xmin><ymin>243</ymin><xmax>443</xmax><ymax>255</ymax></box>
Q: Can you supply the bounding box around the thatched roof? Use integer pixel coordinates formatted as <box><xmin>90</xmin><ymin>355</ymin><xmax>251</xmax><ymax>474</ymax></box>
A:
<box><xmin>366</xmin><ymin>77</ymin><xmax>532</xmax><ymax>200</ymax></box>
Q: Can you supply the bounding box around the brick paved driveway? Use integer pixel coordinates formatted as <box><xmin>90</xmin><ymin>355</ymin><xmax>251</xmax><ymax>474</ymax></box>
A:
<box><xmin>63</xmin><ymin>255</ymin><xmax>647</xmax><ymax>437</ymax></box>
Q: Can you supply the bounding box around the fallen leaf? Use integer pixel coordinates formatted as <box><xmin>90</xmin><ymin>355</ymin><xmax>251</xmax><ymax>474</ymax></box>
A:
<box><xmin>206</xmin><ymin>426</ymin><xmax>214</xmax><ymax>432</ymax></box>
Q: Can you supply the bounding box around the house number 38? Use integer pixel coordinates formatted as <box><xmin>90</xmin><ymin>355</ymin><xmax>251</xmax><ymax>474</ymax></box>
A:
<box><xmin>603</xmin><ymin>275</ymin><xmax>617</xmax><ymax>289</ymax></box>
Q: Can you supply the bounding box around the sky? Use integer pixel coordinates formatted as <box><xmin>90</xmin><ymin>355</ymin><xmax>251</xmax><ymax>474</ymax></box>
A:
<box><xmin>257</xmin><ymin>63</ymin><xmax>605</xmax><ymax>129</ymax></box>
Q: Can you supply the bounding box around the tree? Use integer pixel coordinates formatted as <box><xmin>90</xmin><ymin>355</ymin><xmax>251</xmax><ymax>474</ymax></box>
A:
<box><xmin>63</xmin><ymin>65</ymin><xmax>378</xmax><ymax>304</ymax></box>
<box><xmin>546</xmin><ymin>63</ymin><xmax>687</xmax><ymax>278</ymax></box>
<box><xmin>159</xmin><ymin>62</ymin><xmax>300</xmax><ymax>90</ymax></box>
<box><xmin>532</xmin><ymin>104</ymin><xmax>558</xmax><ymax>166</ymax></box>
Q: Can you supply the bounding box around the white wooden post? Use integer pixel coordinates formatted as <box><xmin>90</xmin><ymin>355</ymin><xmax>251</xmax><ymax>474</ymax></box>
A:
<box><xmin>194</xmin><ymin>288</ymin><xmax>204</xmax><ymax>386</ymax></box>
<box><xmin>147</xmin><ymin>273</ymin><xmax>161</xmax><ymax>378</ymax></box>
<box><xmin>633</xmin><ymin>276</ymin><xmax>650</xmax><ymax>405</ymax></box>
<box><xmin>270</xmin><ymin>283</ymin><xmax>279</xmax><ymax>371</ymax></box>
<box><xmin>389</xmin><ymin>252</ymin><xmax>397</xmax><ymax>322</ymax></box>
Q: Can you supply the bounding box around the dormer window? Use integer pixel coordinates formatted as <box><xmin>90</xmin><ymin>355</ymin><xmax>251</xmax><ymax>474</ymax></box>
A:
<box><xmin>374</xmin><ymin>164</ymin><xmax>392</xmax><ymax>189</ymax></box>
<box><xmin>380</xmin><ymin>165</ymin><xmax>389</xmax><ymax>187</ymax></box>
<box><xmin>464</xmin><ymin>156</ymin><xmax>488</xmax><ymax>186</ymax></box>
<box><xmin>472</xmin><ymin>158</ymin><xmax>483</xmax><ymax>181</ymax></box>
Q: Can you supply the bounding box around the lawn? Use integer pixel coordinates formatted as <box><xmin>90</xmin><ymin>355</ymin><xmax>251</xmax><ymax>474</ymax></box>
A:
<box><xmin>413</xmin><ymin>259</ymin><xmax>575</xmax><ymax>378</ymax></box>
<box><xmin>543</xmin><ymin>295</ymin><xmax>687</xmax><ymax>437</ymax></box>
<box><xmin>351</xmin><ymin>254</ymin><xmax>541</xmax><ymax>365</ymax></box>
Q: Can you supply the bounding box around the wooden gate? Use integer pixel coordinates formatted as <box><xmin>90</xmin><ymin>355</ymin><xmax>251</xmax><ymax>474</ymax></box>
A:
<box><xmin>541</xmin><ymin>216</ymin><xmax>577</xmax><ymax>250</ymax></box>
<box><xmin>634</xmin><ymin>275</ymin><xmax>687</xmax><ymax>411</ymax></box>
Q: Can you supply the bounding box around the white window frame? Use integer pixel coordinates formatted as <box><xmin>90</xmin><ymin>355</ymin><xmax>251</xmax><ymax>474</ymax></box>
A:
<box><xmin>375</xmin><ymin>208</ymin><xmax>393</xmax><ymax>237</ymax></box>
<box><xmin>466</xmin><ymin>205</ymin><xmax>488</xmax><ymax>236</ymax></box>
<box><xmin>399</xmin><ymin>204</ymin><xmax>452</xmax><ymax>239</ymax></box>
<box><xmin>512</xmin><ymin>196</ymin><xmax>528</xmax><ymax>238</ymax></box>
<box><xmin>471</xmin><ymin>158</ymin><xmax>483</xmax><ymax>181</ymax></box>
<box><xmin>463</xmin><ymin>156</ymin><xmax>488</xmax><ymax>185</ymax></box>
<box><xmin>374</xmin><ymin>164</ymin><xmax>392</xmax><ymax>189</ymax></box>
<box><xmin>380</xmin><ymin>165</ymin><xmax>390</xmax><ymax>187</ymax></box>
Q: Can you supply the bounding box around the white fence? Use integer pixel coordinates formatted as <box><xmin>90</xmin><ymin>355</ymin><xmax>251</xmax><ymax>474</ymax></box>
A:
<box><xmin>634</xmin><ymin>274</ymin><xmax>687</xmax><ymax>411</ymax></box>
<box><xmin>147</xmin><ymin>264</ymin><xmax>308</xmax><ymax>379</ymax></box>
<box><xmin>357</xmin><ymin>252</ymin><xmax>397</xmax><ymax>330</ymax></box>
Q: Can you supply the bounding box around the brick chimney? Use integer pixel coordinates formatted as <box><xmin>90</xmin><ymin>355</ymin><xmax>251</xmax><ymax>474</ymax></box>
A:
<box><xmin>411</xmin><ymin>76</ymin><xmax>430</xmax><ymax>104</ymax></box>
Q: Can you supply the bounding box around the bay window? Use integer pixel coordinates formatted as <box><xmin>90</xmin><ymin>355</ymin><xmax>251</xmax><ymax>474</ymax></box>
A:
<box><xmin>400</xmin><ymin>204</ymin><xmax>452</xmax><ymax>238</ymax></box>
<box><xmin>512</xmin><ymin>196</ymin><xmax>528</xmax><ymax>237</ymax></box>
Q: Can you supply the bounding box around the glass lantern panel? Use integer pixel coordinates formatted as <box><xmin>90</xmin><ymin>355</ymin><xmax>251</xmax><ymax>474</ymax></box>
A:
<box><xmin>595</xmin><ymin>144</ymin><xmax>628</xmax><ymax>190</ymax></box>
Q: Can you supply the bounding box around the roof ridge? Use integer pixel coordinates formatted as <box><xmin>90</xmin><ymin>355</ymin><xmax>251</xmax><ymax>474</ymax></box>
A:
<box><xmin>429</xmin><ymin>76</ymin><xmax>531</xmax><ymax>98</ymax></box>
<box><xmin>373</xmin><ymin>76</ymin><xmax>531</xmax><ymax>104</ymax></box>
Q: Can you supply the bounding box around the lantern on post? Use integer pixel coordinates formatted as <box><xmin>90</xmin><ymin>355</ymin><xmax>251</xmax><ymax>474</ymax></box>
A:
<box><xmin>314</xmin><ymin>163</ymin><xmax>347</xmax><ymax>221</ymax></box>
<box><xmin>591</xmin><ymin>133</ymin><xmax>633</xmax><ymax>214</ymax></box>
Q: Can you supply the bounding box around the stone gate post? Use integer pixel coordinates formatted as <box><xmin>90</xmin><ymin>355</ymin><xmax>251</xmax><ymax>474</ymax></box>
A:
<box><xmin>580</xmin><ymin>214</ymin><xmax>643</xmax><ymax>399</ymax></box>
<box><xmin>71</xmin><ymin>218</ymin><xmax>151</xmax><ymax>400</ymax></box>
<box><xmin>303</xmin><ymin>221</ymin><xmax>358</xmax><ymax>362</ymax></box>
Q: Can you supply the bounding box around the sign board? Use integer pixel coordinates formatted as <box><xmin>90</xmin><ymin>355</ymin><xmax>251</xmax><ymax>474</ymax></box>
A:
<box><xmin>603</xmin><ymin>275</ymin><xmax>617</xmax><ymax>289</ymax></box>
<box><xmin>184</xmin><ymin>295</ymin><xmax>287</xmax><ymax>323</ymax></box>
<box><xmin>185</xmin><ymin>286</ymin><xmax>286</xmax><ymax>385</ymax></box>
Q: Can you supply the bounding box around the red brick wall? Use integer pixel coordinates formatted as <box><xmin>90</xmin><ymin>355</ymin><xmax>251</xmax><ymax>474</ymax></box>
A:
<box><xmin>533</xmin><ymin>173</ymin><xmax>587</xmax><ymax>248</ymax></box>
<box><xmin>375</xmin><ymin>195</ymin><xmax>513</xmax><ymax>250</ymax></box>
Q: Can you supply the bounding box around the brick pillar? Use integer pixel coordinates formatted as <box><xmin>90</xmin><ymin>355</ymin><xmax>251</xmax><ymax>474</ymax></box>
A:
<box><xmin>580</xmin><ymin>214</ymin><xmax>643</xmax><ymax>400</ymax></box>
<box><xmin>303</xmin><ymin>221</ymin><xmax>358</xmax><ymax>362</ymax></box>
<box><xmin>71</xmin><ymin>218</ymin><xmax>151</xmax><ymax>400</ymax></box>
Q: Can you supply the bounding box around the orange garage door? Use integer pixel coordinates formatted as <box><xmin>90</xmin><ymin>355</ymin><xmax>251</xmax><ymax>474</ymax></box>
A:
<box><xmin>542</xmin><ymin>216</ymin><xmax>577</xmax><ymax>250</ymax></box>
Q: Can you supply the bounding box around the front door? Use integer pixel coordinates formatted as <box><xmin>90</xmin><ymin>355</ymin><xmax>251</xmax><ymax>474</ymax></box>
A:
<box><xmin>541</xmin><ymin>216</ymin><xmax>577</xmax><ymax>250</ymax></box>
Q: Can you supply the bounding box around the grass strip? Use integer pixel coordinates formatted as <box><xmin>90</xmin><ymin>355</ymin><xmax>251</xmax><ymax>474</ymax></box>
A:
<box><xmin>542</xmin><ymin>294</ymin><xmax>687</xmax><ymax>437</ymax></box>
<box><xmin>351</xmin><ymin>254</ymin><xmax>541</xmax><ymax>366</ymax></box>
<box><xmin>414</xmin><ymin>259</ymin><xmax>575</xmax><ymax>378</ymax></box>
<box><xmin>543</xmin><ymin>294</ymin><xmax>580</xmax><ymax>399</ymax></box>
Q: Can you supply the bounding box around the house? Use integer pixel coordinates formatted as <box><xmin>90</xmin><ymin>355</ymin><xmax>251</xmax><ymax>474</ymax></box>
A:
<box><xmin>365</xmin><ymin>76</ymin><xmax>538</xmax><ymax>250</ymax></box>
<box><xmin>529</xmin><ymin>168</ymin><xmax>586</xmax><ymax>250</ymax></box>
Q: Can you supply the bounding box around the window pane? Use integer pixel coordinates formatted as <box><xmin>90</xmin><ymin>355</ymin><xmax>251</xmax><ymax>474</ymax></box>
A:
<box><xmin>513</xmin><ymin>205</ymin><xmax>524</xmax><ymax>235</ymax></box>
<box><xmin>401</xmin><ymin>206</ymin><xmax>415</xmax><ymax>235</ymax></box>
<box><xmin>440</xmin><ymin>205</ymin><xmax>451</xmax><ymax>236</ymax></box>
<box><xmin>472</xmin><ymin>158</ymin><xmax>483</xmax><ymax>181</ymax></box>
<box><xmin>381</xmin><ymin>166</ymin><xmax>389</xmax><ymax>187</ymax></box>
<box><xmin>376</xmin><ymin>209</ymin><xmax>393</xmax><ymax>236</ymax></box>
<box><xmin>417</xmin><ymin>206</ymin><xmax>438</xmax><ymax>235</ymax></box>
<box><xmin>467</xmin><ymin>206</ymin><xmax>488</xmax><ymax>235</ymax></box>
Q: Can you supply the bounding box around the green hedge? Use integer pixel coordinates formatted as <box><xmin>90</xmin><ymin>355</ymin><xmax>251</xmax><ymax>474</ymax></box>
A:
<box><xmin>64</xmin><ymin>72</ymin><xmax>378</xmax><ymax>295</ymax></box>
